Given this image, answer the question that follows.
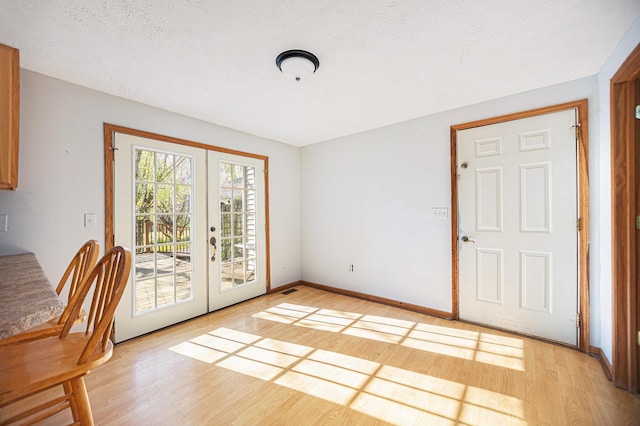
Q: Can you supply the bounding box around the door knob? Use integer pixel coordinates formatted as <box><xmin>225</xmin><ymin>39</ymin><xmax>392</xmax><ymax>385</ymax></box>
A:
<box><xmin>461</xmin><ymin>236</ymin><xmax>475</xmax><ymax>243</ymax></box>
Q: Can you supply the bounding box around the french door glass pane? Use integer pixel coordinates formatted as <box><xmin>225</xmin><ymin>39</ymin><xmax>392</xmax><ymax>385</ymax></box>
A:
<box><xmin>219</xmin><ymin>161</ymin><xmax>258</xmax><ymax>290</ymax></box>
<box><xmin>134</xmin><ymin>148</ymin><xmax>194</xmax><ymax>314</ymax></box>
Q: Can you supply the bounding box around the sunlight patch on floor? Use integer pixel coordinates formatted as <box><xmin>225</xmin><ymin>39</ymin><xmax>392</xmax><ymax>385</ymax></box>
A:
<box><xmin>208</xmin><ymin>327</ymin><xmax>263</xmax><ymax>344</ymax></box>
<box><xmin>351</xmin><ymin>318</ymin><xmax>411</xmax><ymax>336</ymax></box>
<box><xmin>251</xmin><ymin>303</ymin><xmax>525</xmax><ymax>371</ymax></box>
<box><xmin>343</xmin><ymin>326</ymin><xmax>405</xmax><ymax>344</ymax></box>
<box><xmin>170</xmin><ymin>326</ymin><xmax>528</xmax><ymax>425</ymax></box>
<box><xmin>275</xmin><ymin>371</ymin><xmax>358</xmax><ymax>405</ymax></box>
<box><xmin>169</xmin><ymin>341</ymin><xmax>228</xmax><ymax>364</ymax></box>
<box><xmin>251</xmin><ymin>310</ymin><xmax>298</xmax><ymax>324</ymax></box>
<box><xmin>402</xmin><ymin>335</ymin><xmax>475</xmax><ymax>360</ymax></box>
<box><xmin>309</xmin><ymin>349</ymin><xmax>379</xmax><ymax>375</ymax></box>
<box><xmin>295</xmin><ymin>318</ymin><xmax>347</xmax><ymax>333</ymax></box>
<box><xmin>254</xmin><ymin>338</ymin><xmax>314</xmax><ymax>357</ymax></box>
<box><xmin>217</xmin><ymin>355</ymin><xmax>284</xmax><ymax>381</ymax></box>
<box><xmin>294</xmin><ymin>359</ymin><xmax>370</xmax><ymax>390</ymax></box>
<box><xmin>190</xmin><ymin>333</ymin><xmax>246</xmax><ymax>353</ymax></box>
<box><xmin>236</xmin><ymin>346</ymin><xmax>300</xmax><ymax>368</ymax></box>
<box><xmin>462</xmin><ymin>386</ymin><xmax>525</xmax><ymax>419</ymax></box>
<box><xmin>351</xmin><ymin>392</ymin><xmax>456</xmax><ymax>426</ymax></box>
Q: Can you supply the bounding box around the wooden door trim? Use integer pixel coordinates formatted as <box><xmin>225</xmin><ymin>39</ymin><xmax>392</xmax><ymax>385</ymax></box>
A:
<box><xmin>610</xmin><ymin>43</ymin><xmax>640</xmax><ymax>392</ymax></box>
<box><xmin>450</xmin><ymin>99</ymin><xmax>590</xmax><ymax>352</ymax></box>
<box><xmin>103</xmin><ymin>123</ymin><xmax>272</xmax><ymax>292</ymax></box>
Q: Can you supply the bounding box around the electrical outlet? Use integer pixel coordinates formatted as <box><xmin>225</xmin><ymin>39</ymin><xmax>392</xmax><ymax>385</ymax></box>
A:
<box><xmin>432</xmin><ymin>207</ymin><xmax>449</xmax><ymax>219</ymax></box>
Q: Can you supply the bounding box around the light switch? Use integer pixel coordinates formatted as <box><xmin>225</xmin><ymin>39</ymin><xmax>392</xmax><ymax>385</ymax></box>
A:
<box><xmin>0</xmin><ymin>214</ymin><xmax>7</xmax><ymax>232</ymax></box>
<box><xmin>84</xmin><ymin>213</ymin><xmax>97</xmax><ymax>228</ymax></box>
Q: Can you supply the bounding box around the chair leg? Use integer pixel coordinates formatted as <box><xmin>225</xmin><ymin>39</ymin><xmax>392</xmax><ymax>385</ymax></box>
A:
<box><xmin>64</xmin><ymin>381</ymin><xmax>79</xmax><ymax>421</ymax></box>
<box><xmin>69</xmin><ymin>376</ymin><xmax>94</xmax><ymax>426</ymax></box>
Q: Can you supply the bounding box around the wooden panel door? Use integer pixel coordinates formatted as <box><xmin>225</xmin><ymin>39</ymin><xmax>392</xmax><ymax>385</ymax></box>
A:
<box><xmin>457</xmin><ymin>109</ymin><xmax>579</xmax><ymax>345</ymax></box>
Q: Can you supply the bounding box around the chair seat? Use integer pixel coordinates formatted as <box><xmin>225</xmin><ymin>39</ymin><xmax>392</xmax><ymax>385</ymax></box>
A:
<box><xmin>0</xmin><ymin>332</ymin><xmax>112</xmax><ymax>407</ymax></box>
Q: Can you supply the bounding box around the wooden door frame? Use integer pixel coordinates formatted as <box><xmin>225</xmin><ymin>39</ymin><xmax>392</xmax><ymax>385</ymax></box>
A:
<box><xmin>450</xmin><ymin>99</ymin><xmax>590</xmax><ymax>352</ymax></box>
<box><xmin>610</xmin><ymin>43</ymin><xmax>640</xmax><ymax>392</ymax></box>
<box><xmin>103</xmin><ymin>123</ymin><xmax>272</xmax><ymax>292</ymax></box>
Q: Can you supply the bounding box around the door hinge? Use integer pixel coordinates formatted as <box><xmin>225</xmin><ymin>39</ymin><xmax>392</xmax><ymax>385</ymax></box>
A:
<box><xmin>576</xmin><ymin>313</ymin><xmax>581</xmax><ymax>328</ymax></box>
<box><xmin>572</xmin><ymin>123</ymin><xmax>582</xmax><ymax>139</ymax></box>
<box><xmin>576</xmin><ymin>218</ymin><xmax>581</xmax><ymax>232</ymax></box>
<box><xmin>637</xmin><ymin>330</ymin><xmax>640</xmax><ymax>346</ymax></box>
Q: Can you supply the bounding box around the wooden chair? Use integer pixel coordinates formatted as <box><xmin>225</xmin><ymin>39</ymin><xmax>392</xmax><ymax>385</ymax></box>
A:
<box><xmin>0</xmin><ymin>246</ymin><xmax>132</xmax><ymax>425</ymax></box>
<box><xmin>0</xmin><ymin>240</ymin><xmax>99</xmax><ymax>346</ymax></box>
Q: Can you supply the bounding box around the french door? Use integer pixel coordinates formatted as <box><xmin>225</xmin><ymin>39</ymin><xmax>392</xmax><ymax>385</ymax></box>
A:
<box><xmin>208</xmin><ymin>152</ymin><xmax>266</xmax><ymax>311</ymax></box>
<box><xmin>112</xmin><ymin>132</ymin><xmax>267</xmax><ymax>342</ymax></box>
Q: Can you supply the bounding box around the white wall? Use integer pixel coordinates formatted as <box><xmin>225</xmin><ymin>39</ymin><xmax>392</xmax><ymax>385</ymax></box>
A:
<box><xmin>594</xmin><ymin>14</ymin><xmax>640</xmax><ymax>362</ymax></box>
<box><xmin>301</xmin><ymin>76</ymin><xmax>598</xmax><ymax>319</ymax></box>
<box><xmin>0</xmin><ymin>70</ymin><xmax>302</xmax><ymax>299</ymax></box>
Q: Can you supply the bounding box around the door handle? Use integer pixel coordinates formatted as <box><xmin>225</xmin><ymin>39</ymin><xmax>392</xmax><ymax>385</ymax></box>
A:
<box><xmin>210</xmin><ymin>236</ymin><xmax>217</xmax><ymax>261</ymax></box>
<box><xmin>461</xmin><ymin>236</ymin><xmax>475</xmax><ymax>243</ymax></box>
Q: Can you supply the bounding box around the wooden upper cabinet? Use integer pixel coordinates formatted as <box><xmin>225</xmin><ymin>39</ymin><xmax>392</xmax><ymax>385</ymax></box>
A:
<box><xmin>0</xmin><ymin>43</ymin><xmax>19</xmax><ymax>190</ymax></box>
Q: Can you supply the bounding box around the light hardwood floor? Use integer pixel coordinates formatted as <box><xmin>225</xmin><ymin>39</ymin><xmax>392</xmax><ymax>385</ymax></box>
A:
<box><xmin>5</xmin><ymin>286</ymin><xmax>640</xmax><ymax>425</ymax></box>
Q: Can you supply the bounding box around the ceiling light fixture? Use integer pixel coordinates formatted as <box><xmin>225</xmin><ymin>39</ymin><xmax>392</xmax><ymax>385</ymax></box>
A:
<box><xmin>276</xmin><ymin>50</ymin><xmax>320</xmax><ymax>82</ymax></box>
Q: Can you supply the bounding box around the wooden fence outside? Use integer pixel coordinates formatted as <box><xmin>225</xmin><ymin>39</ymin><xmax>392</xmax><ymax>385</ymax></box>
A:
<box><xmin>136</xmin><ymin>219</ymin><xmax>191</xmax><ymax>254</ymax></box>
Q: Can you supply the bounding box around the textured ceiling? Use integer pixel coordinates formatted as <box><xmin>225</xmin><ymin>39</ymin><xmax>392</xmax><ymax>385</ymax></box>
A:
<box><xmin>0</xmin><ymin>0</ymin><xmax>638</xmax><ymax>146</ymax></box>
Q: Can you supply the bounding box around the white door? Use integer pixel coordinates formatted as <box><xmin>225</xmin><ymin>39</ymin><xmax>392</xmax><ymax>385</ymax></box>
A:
<box><xmin>208</xmin><ymin>151</ymin><xmax>267</xmax><ymax>311</ymax></box>
<box><xmin>457</xmin><ymin>109</ymin><xmax>578</xmax><ymax>346</ymax></box>
<box><xmin>113</xmin><ymin>134</ymin><xmax>268</xmax><ymax>342</ymax></box>
<box><xmin>114</xmin><ymin>133</ymin><xmax>208</xmax><ymax>342</ymax></box>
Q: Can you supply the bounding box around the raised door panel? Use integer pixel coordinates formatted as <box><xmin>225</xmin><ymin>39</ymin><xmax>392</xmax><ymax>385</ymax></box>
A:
<box><xmin>476</xmin><ymin>167</ymin><xmax>503</xmax><ymax>232</ymax></box>
<box><xmin>520</xmin><ymin>163</ymin><xmax>551</xmax><ymax>233</ymax></box>
<box><xmin>476</xmin><ymin>248</ymin><xmax>503</xmax><ymax>304</ymax></box>
<box><xmin>520</xmin><ymin>250</ymin><xmax>552</xmax><ymax>312</ymax></box>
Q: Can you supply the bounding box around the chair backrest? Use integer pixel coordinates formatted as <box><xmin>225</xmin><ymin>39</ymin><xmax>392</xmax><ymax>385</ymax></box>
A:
<box><xmin>56</xmin><ymin>240</ymin><xmax>100</xmax><ymax>301</ymax></box>
<box><xmin>61</xmin><ymin>246</ymin><xmax>132</xmax><ymax>364</ymax></box>
<box><xmin>55</xmin><ymin>240</ymin><xmax>100</xmax><ymax>326</ymax></box>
